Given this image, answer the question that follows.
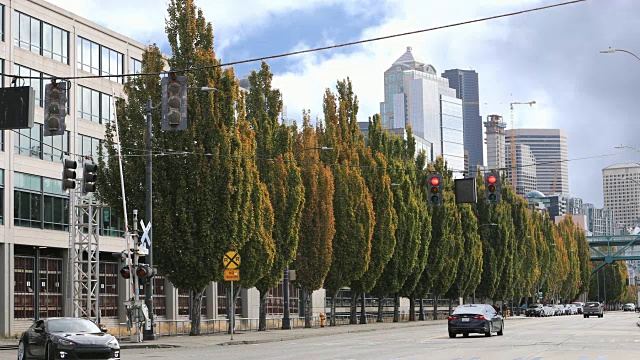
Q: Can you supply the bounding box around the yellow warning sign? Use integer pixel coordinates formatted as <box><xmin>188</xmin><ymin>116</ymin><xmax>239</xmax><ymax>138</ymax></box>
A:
<box><xmin>223</xmin><ymin>251</ymin><xmax>241</xmax><ymax>269</ymax></box>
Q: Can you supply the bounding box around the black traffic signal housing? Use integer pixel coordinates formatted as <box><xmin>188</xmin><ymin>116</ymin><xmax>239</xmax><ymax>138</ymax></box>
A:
<box><xmin>136</xmin><ymin>264</ymin><xmax>156</xmax><ymax>281</ymax></box>
<box><xmin>427</xmin><ymin>174</ymin><xmax>443</xmax><ymax>207</ymax></box>
<box><xmin>119</xmin><ymin>265</ymin><xmax>131</xmax><ymax>279</ymax></box>
<box><xmin>161</xmin><ymin>73</ymin><xmax>188</xmax><ymax>131</ymax></box>
<box><xmin>484</xmin><ymin>172</ymin><xmax>501</xmax><ymax>205</ymax></box>
<box><xmin>82</xmin><ymin>162</ymin><xmax>97</xmax><ymax>194</ymax></box>
<box><xmin>62</xmin><ymin>159</ymin><xmax>77</xmax><ymax>191</ymax></box>
<box><xmin>44</xmin><ymin>80</ymin><xmax>67</xmax><ymax>136</ymax></box>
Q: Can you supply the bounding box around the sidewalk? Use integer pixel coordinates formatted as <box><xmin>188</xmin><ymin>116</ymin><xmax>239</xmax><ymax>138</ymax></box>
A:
<box><xmin>119</xmin><ymin>316</ymin><xmax>531</xmax><ymax>350</ymax></box>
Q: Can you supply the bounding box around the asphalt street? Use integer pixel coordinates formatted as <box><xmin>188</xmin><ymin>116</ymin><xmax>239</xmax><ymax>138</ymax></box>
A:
<box><xmin>3</xmin><ymin>311</ymin><xmax>640</xmax><ymax>360</ymax></box>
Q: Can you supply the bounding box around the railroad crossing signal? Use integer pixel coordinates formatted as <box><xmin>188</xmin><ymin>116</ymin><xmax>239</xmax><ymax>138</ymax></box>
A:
<box><xmin>223</xmin><ymin>251</ymin><xmax>241</xmax><ymax>270</ymax></box>
<box><xmin>224</xmin><ymin>269</ymin><xmax>240</xmax><ymax>281</ymax></box>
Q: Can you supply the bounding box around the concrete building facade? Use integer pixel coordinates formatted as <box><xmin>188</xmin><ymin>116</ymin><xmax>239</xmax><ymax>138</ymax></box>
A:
<box><xmin>505</xmin><ymin>142</ymin><xmax>537</xmax><ymax>195</ymax></box>
<box><xmin>505</xmin><ymin>129</ymin><xmax>569</xmax><ymax>195</ymax></box>
<box><xmin>602</xmin><ymin>162</ymin><xmax>640</xmax><ymax>229</ymax></box>
<box><xmin>484</xmin><ymin>114</ymin><xmax>506</xmax><ymax>172</ymax></box>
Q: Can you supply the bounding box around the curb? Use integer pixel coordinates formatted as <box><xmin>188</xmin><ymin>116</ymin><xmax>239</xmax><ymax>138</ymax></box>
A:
<box><xmin>120</xmin><ymin>344</ymin><xmax>180</xmax><ymax>349</ymax></box>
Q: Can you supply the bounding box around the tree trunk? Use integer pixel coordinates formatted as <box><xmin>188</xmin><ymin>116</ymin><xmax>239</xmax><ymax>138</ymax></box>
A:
<box><xmin>419</xmin><ymin>299</ymin><xmax>425</xmax><ymax>321</ymax></box>
<box><xmin>189</xmin><ymin>289</ymin><xmax>204</xmax><ymax>336</ymax></box>
<box><xmin>393</xmin><ymin>293</ymin><xmax>400</xmax><ymax>323</ymax></box>
<box><xmin>377</xmin><ymin>297</ymin><xmax>384</xmax><ymax>322</ymax></box>
<box><xmin>359</xmin><ymin>292</ymin><xmax>367</xmax><ymax>324</ymax></box>
<box><xmin>409</xmin><ymin>296</ymin><xmax>415</xmax><ymax>321</ymax></box>
<box><xmin>304</xmin><ymin>290</ymin><xmax>312</xmax><ymax>328</ymax></box>
<box><xmin>349</xmin><ymin>292</ymin><xmax>358</xmax><ymax>324</ymax></box>
<box><xmin>448</xmin><ymin>298</ymin><xmax>453</xmax><ymax>314</ymax></box>
<box><xmin>258</xmin><ymin>289</ymin><xmax>268</xmax><ymax>331</ymax></box>
<box><xmin>433</xmin><ymin>295</ymin><xmax>439</xmax><ymax>320</ymax></box>
<box><xmin>330</xmin><ymin>291</ymin><xmax>337</xmax><ymax>326</ymax></box>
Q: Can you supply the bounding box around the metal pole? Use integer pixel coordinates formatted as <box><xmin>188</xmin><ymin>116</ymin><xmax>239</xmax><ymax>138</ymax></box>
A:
<box><xmin>360</xmin><ymin>292</ymin><xmax>367</xmax><ymax>324</ymax></box>
<box><xmin>230</xmin><ymin>281</ymin><xmax>234</xmax><ymax>341</ymax></box>
<box><xmin>144</xmin><ymin>97</ymin><xmax>155</xmax><ymax>340</ymax></box>
<box><xmin>282</xmin><ymin>268</ymin><xmax>291</xmax><ymax>329</ymax></box>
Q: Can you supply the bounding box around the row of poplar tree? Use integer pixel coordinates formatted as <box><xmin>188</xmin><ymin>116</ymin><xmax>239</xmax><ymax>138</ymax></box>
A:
<box><xmin>97</xmin><ymin>0</ymin><xmax>600</xmax><ymax>336</ymax></box>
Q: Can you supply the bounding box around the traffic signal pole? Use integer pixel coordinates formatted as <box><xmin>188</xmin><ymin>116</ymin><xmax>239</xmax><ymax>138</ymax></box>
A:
<box><xmin>144</xmin><ymin>97</ymin><xmax>157</xmax><ymax>340</ymax></box>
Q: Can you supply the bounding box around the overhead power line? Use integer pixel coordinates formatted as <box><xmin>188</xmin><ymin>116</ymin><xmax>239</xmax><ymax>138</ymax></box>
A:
<box><xmin>3</xmin><ymin>0</ymin><xmax>586</xmax><ymax>81</ymax></box>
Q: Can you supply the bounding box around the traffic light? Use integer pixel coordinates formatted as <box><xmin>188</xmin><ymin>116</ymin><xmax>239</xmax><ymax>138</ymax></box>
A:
<box><xmin>161</xmin><ymin>73</ymin><xmax>188</xmax><ymax>131</ymax></box>
<box><xmin>427</xmin><ymin>174</ymin><xmax>443</xmax><ymax>207</ymax></box>
<box><xmin>44</xmin><ymin>80</ymin><xmax>66</xmax><ymax>136</ymax></box>
<box><xmin>119</xmin><ymin>265</ymin><xmax>131</xmax><ymax>279</ymax></box>
<box><xmin>484</xmin><ymin>172</ymin><xmax>501</xmax><ymax>204</ymax></box>
<box><xmin>82</xmin><ymin>162</ymin><xmax>97</xmax><ymax>194</ymax></box>
<box><xmin>62</xmin><ymin>159</ymin><xmax>77</xmax><ymax>191</ymax></box>
<box><xmin>136</xmin><ymin>264</ymin><xmax>156</xmax><ymax>280</ymax></box>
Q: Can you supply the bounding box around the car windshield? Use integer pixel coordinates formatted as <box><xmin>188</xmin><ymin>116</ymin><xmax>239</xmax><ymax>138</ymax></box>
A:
<box><xmin>452</xmin><ymin>305</ymin><xmax>484</xmax><ymax>315</ymax></box>
<box><xmin>47</xmin><ymin>319</ymin><xmax>101</xmax><ymax>333</ymax></box>
<box><xmin>586</xmin><ymin>302</ymin><xmax>600</xmax><ymax>307</ymax></box>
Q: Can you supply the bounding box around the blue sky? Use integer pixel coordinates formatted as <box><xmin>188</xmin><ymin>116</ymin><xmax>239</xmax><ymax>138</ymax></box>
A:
<box><xmin>45</xmin><ymin>0</ymin><xmax>640</xmax><ymax>208</ymax></box>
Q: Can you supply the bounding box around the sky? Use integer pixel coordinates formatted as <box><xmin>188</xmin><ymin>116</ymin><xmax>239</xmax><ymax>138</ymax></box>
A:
<box><xmin>45</xmin><ymin>0</ymin><xmax>640</xmax><ymax>208</ymax></box>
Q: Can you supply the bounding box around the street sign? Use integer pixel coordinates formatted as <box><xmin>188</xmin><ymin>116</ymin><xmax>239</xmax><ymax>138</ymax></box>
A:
<box><xmin>224</xmin><ymin>269</ymin><xmax>240</xmax><ymax>281</ymax></box>
<box><xmin>223</xmin><ymin>251</ymin><xmax>241</xmax><ymax>269</ymax></box>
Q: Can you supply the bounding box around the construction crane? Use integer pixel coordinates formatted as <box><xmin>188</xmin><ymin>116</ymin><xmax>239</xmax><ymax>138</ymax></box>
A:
<box><xmin>509</xmin><ymin>101</ymin><xmax>536</xmax><ymax>192</ymax></box>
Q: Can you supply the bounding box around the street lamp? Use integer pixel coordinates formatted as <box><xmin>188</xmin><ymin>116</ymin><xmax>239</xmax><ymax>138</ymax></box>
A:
<box><xmin>282</xmin><ymin>146</ymin><xmax>333</xmax><ymax>330</ymax></box>
<box><xmin>600</xmin><ymin>48</ymin><xmax>640</xmax><ymax>62</ymax></box>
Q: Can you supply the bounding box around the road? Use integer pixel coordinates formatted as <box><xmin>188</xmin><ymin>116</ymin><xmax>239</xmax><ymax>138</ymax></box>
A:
<box><xmin>3</xmin><ymin>312</ymin><xmax>640</xmax><ymax>359</ymax></box>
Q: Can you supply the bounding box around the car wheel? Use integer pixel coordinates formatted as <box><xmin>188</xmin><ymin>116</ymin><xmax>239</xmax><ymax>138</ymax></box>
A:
<box><xmin>449</xmin><ymin>331</ymin><xmax>456</xmax><ymax>338</ymax></box>
<box><xmin>586</xmin><ymin>315</ymin><xmax>589</xmax><ymax>318</ymax></box>
<box><xmin>463</xmin><ymin>332</ymin><xmax>469</xmax><ymax>338</ymax></box>
<box><xmin>497</xmin><ymin>321</ymin><xmax>504</xmax><ymax>336</ymax></box>
<box><xmin>17</xmin><ymin>340</ymin><xmax>26</xmax><ymax>360</ymax></box>
<box><xmin>485</xmin><ymin>323</ymin><xmax>493</xmax><ymax>337</ymax></box>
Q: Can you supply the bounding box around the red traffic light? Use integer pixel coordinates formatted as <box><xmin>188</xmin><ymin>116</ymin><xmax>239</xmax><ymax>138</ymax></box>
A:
<box><xmin>430</xmin><ymin>177</ymin><xmax>440</xmax><ymax>186</ymax></box>
<box><xmin>487</xmin><ymin>175</ymin><xmax>497</xmax><ymax>185</ymax></box>
<box><xmin>119</xmin><ymin>266</ymin><xmax>131</xmax><ymax>279</ymax></box>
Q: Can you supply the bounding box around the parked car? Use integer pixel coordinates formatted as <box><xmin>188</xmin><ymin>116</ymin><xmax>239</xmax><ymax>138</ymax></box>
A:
<box><xmin>17</xmin><ymin>318</ymin><xmax>119</xmax><ymax>360</ymax></box>
<box><xmin>583</xmin><ymin>301</ymin><xmax>604</xmax><ymax>318</ymax></box>
<box><xmin>623</xmin><ymin>303</ymin><xmax>635</xmax><ymax>312</ymax></box>
<box><xmin>542</xmin><ymin>305</ymin><xmax>555</xmax><ymax>317</ymax></box>
<box><xmin>571</xmin><ymin>302</ymin><xmax>584</xmax><ymax>314</ymax></box>
<box><xmin>448</xmin><ymin>304</ymin><xmax>504</xmax><ymax>338</ymax></box>
<box><xmin>554</xmin><ymin>304</ymin><xmax>567</xmax><ymax>316</ymax></box>
<box><xmin>568</xmin><ymin>304</ymin><xmax>578</xmax><ymax>315</ymax></box>
<box><xmin>526</xmin><ymin>304</ymin><xmax>544</xmax><ymax>317</ymax></box>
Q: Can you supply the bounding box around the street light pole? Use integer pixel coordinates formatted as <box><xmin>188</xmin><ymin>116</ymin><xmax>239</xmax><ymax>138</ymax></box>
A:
<box><xmin>281</xmin><ymin>146</ymin><xmax>333</xmax><ymax>330</ymax></box>
<box><xmin>600</xmin><ymin>48</ymin><xmax>640</xmax><ymax>62</ymax></box>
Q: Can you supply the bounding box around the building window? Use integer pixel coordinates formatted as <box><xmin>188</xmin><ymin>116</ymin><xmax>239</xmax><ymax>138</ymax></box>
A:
<box><xmin>101</xmin><ymin>207</ymin><xmax>124</xmax><ymax>237</ymax></box>
<box><xmin>99</xmin><ymin>261</ymin><xmax>118</xmax><ymax>317</ymax></box>
<box><xmin>153</xmin><ymin>276</ymin><xmax>166</xmax><ymax>317</ymax></box>
<box><xmin>130</xmin><ymin>58</ymin><xmax>142</xmax><ymax>75</ymax></box>
<box><xmin>217</xmin><ymin>282</ymin><xmax>242</xmax><ymax>316</ymax></box>
<box><xmin>77</xmin><ymin>37</ymin><xmax>123</xmax><ymax>83</ymax></box>
<box><xmin>14</xmin><ymin>255</ymin><xmax>35</xmax><ymax>319</ymax></box>
<box><xmin>266</xmin><ymin>280</ymin><xmax>299</xmax><ymax>316</ymax></box>
<box><xmin>15</xmin><ymin>124</ymin><xmax>69</xmax><ymax>162</ymax></box>
<box><xmin>13</xmin><ymin>11</ymin><xmax>68</xmax><ymax>64</ymax></box>
<box><xmin>178</xmin><ymin>288</ymin><xmax>190</xmax><ymax>316</ymax></box>
<box><xmin>14</xmin><ymin>173</ymin><xmax>69</xmax><ymax>231</ymax></box>
<box><xmin>77</xmin><ymin>86</ymin><xmax>114</xmax><ymax>124</ymax></box>
<box><xmin>39</xmin><ymin>256</ymin><xmax>63</xmax><ymax>319</ymax></box>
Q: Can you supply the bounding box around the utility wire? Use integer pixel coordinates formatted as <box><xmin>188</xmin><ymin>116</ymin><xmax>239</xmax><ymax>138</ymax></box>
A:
<box><xmin>2</xmin><ymin>0</ymin><xmax>586</xmax><ymax>81</ymax></box>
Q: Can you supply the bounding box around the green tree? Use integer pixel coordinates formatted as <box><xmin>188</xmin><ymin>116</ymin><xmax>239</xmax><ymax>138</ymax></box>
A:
<box><xmin>246</xmin><ymin>62</ymin><xmax>305</xmax><ymax>331</ymax></box>
<box><xmin>292</xmin><ymin>111</ymin><xmax>336</xmax><ymax>328</ymax></box>
<box><xmin>319</xmin><ymin>80</ymin><xmax>375</xmax><ymax>326</ymax></box>
<box><xmin>575</xmin><ymin>225</ymin><xmax>592</xmax><ymax>298</ymax></box>
<box><xmin>473</xmin><ymin>170</ymin><xmax>501</xmax><ymax>301</ymax></box>
<box><xmin>99</xmin><ymin>0</ymin><xmax>264</xmax><ymax>335</ymax></box>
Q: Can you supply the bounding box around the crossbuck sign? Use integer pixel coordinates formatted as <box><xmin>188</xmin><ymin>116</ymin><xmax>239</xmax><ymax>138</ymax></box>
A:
<box><xmin>139</xmin><ymin>220</ymin><xmax>151</xmax><ymax>255</ymax></box>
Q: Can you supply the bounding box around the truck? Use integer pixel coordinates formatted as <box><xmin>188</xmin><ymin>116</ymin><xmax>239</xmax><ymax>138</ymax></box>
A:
<box><xmin>583</xmin><ymin>301</ymin><xmax>604</xmax><ymax>318</ymax></box>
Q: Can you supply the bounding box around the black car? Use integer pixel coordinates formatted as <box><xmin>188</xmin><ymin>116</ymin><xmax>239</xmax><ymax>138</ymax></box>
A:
<box><xmin>525</xmin><ymin>304</ymin><xmax>544</xmax><ymax>317</ymax></box>
<box><xmin>447</xmin><ymin>304</ymin><xmax>504</xmax><ymax>338</ymax></box>
<box><xmin>17</xmin><ymin>318</ymin><xmax>120</xmax><ymax>360</ymax></box>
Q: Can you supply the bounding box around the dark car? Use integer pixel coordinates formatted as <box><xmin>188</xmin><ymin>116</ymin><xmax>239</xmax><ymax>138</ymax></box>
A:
<box><xmin>583</xmin><ymin>301</ymin><xmax>604</xmax><ymax>318</ymax></box>
<box><xmin>447</xmin><ymin>304</ymin><xmax>504</xmax><ymax>338</ymax></box>
<box><xmin>525</xmin><ymin>304</ymin><xmax>544</xmax><ymax>317</ymax></box>
<box><xmin>17</xmin><ymin>318</ymin><xmax>120</xmax><ymax>360</ymax></box>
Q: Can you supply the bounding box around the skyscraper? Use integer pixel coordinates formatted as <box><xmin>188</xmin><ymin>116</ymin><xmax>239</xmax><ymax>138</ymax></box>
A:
<box><xmin>442</xmin><ymin>69</ymin><xmax>483</xmax><ymax>176</ymax></box>
<box><xmin>505</xmin><ymin>142</ymin><xmax>537</xmax><ymax>195</ymax></box>
<box><xmin>484</xmin><ymin>114</ymin><xmax>506</xmax><ymax>172</ymax></box>
<box><xmin>379</xmin><ymin>47</ymin><xmax>463</xmax><ymax>170</ymax></box>
<box><xmin>602</xmin><ymin>162</ymin><xmax>640</xmax><ymax>228</ymax></box>
<box><xmin>505</xmin><ymin>129</ymin><xmax>569</xmax><ymax>195</ymax></box>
